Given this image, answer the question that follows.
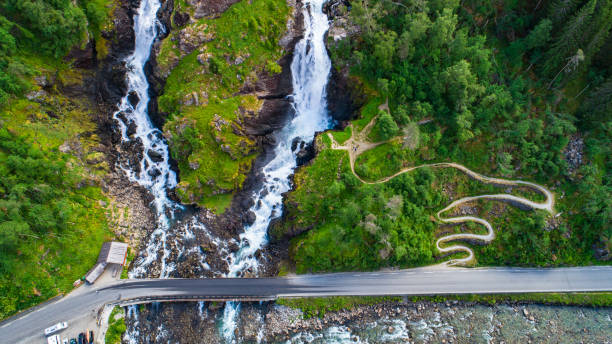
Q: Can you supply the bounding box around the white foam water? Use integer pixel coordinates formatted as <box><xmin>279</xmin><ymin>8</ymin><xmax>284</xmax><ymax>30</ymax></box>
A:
<box><xmin>221</xmin><ymin>0</ymin><xmax>333</xmax><ymax>341</ymax></box>
<box><xmin>287</xmin><ymin>326</ymin><xmax>364</xmax><ymax>344</ymax></box>
<box><xmin>112</xmin><ymin>0</ymin><xmax>181</xmax><ymax>279</ymax></box>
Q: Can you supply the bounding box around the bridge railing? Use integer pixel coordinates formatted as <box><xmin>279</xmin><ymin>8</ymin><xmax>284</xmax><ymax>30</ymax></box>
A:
<box><xmin>107</xmin><ymin>295</ymin><xmax>278</xmax><ymax>307</ymax></box>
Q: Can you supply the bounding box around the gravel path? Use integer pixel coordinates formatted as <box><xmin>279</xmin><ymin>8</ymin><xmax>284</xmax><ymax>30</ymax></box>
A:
<box><xmin>328</xmin><ymin>117</ymin><xmax>556</xmax><ymax>266</ymax></box>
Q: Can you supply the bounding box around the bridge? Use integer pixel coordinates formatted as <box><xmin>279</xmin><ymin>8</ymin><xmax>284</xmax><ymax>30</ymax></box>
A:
<box><xmin>2</xmin><ymin>266</ymin><xmax>612</xmax><ymax>343</ymax></box>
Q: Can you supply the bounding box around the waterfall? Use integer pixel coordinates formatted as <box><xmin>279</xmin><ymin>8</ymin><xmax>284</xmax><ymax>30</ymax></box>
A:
<box><xmin>112</xmin><ymin>0</ymin><xmax>179</xmax><ymax>278</ymax></box>
<box><xmin>113</xmin><ymin>0</ymin><xmax>333</xmax><ymax>341</ymax></box>
<box><xmin>221</xmin><ymin>0</ymin><xmax>333</xmax><ymax>341</ymax></box>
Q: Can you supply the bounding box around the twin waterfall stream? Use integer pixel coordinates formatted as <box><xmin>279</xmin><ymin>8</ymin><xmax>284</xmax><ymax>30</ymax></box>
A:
<box><xmin>114</xmin><ymin>0</ymin><xmax>332</xmax><ymax>342</ymax></box>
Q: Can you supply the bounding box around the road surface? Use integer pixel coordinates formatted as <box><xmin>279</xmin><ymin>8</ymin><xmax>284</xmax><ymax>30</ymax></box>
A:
<box><xmin>2</xmin><ymin>266</ymin><xmax>612</xmax><ymax>343</ymax></box>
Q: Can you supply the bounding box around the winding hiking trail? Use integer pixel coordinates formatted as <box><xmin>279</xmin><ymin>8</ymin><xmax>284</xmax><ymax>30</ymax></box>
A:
<box><xmin>327</xmin><ymin>116</ymin><xmax>556</xmax><ymax>266</ymax></box>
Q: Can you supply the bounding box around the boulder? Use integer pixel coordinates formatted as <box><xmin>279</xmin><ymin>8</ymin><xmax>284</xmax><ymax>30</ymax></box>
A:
<box><xmin>147</xmin><ymin>149</ymin><xmax>164</xmax><ymax>162</ymax></box>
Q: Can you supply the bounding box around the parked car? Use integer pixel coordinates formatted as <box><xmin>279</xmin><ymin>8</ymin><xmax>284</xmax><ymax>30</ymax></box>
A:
<box><xmin>70</xmin><ymin>339</ymin><xmax>77</xmax><ymax>344</ymax></box>
<box><xmin>46</xmin><ymin>334</ymin><xmax>61</xmax><ymax>344</ymax></box>
<box><xmin>44</xmin><ymin>322</ymin><xmax>68</xmax><ymax>336</ymax></box>
<box><xmin>78</xmin><ymin>333</ymin><xmax>84</xmax><ymax>344</ymax></box>
<box><xmin>62</xmin><ymin>338</ymin><xmax>69</xmax><ymax>344</ymax></box>
<box><xmin>88</xmin><ymin>330</ymin><xmax>94</xmax><ymax>344</ymax></box>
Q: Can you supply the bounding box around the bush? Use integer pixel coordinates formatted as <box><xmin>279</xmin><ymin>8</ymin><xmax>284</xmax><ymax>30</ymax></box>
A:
<box><xmin>374</xmin><ymin>111</ymin><xmax>399</xmax><ymax>140</ymax></box>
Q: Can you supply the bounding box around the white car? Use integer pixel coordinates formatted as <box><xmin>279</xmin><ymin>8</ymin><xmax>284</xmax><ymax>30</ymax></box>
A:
<box><xmin>44</xmin><ymin>321</ymin><xmax>68</xmax><ymax>336</ymax></box>
<box><xmin>47</xmin><ymin>334</ymin><xmax>61</xmax><ymax>344</ymax></box>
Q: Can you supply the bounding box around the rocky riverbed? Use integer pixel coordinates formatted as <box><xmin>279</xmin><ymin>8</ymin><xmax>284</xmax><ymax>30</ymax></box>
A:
<box><xmin>124</xmin><ymin>300</ymin><xmax>612</xmax><ymax>343</ymax></box>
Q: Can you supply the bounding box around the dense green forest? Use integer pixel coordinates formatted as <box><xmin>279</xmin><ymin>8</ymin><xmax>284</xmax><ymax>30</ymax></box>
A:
<box><xmin>279</xmin><ymin>0</ymin><xmax>612</xmax><ymax>272</ymax></box>
<box><xmin>0</xmin><ymin>0</ymin><xmax>113</xmax><ymax>102</ymax></box>
<box><xmin>0</xmin><ymin>0</ymin><xmax>116</xmax><ymax>319</ymax></box>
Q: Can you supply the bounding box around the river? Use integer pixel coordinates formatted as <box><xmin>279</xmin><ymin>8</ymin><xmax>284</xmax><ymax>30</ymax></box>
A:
<box><xmin>221</xmin><ymin>0</ymin><xmax>333</xmax><ymax>341</ymax></box>
<box><xmin>114</xmin><ymin>0</ymin><xmax>332</xmax><ymax>342</ymax></box>
<box><xmin>111</xmin><ymin>0</ymin><xmax>611</xmax><ymax>343</ymax></box>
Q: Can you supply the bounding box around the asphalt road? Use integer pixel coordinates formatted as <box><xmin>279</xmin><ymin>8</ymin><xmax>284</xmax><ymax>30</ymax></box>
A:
<box><xmin>3</xmin><ymin>266</ymin><xmax>612</xmax><ymax>344</ymax></box>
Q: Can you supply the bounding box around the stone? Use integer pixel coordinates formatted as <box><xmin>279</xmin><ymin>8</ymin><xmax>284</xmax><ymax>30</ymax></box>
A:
<box><xmin>127</xmin><ymin>122</ymin><xmax>138</xmax><ymax>137</ymax></box>
<box><xmin>244</xmin><ymin>211</ymin><xmax>256</xmax><ymax>225</ymax></box>
<box><xmin>147</xmin><ymin>168</ymin><xmax>161</xmax><ymax>178</ymax></box>
<box><xmin>34</xmin><ymin>75</ymin><xmax>50</xmax><ymax>88</ymax></box>
<box><xmin>387</xmin><ymin>326</ymin><xmax>394</xmax><ymax>334</ymax></box>
<box><xmin>189</xmin><ymin>161</ymin><xmax>200</xmax><ymax>170</ymax></box>
<box><xmin>147</xmin><ymin>149</ymin><xmax>164</xmax><ymax>162</ymax></box>
<box><xmin>59</xmin><ymin>142</ymin><xmax>71</xmax><ymax>153</ymax></box>
<box><xmin>197</xmin><ymin>53</ymin><xmax>209</xmax><ymax>65</ymax></box>
<box><xmin>26</xmin><ymin>90</ymin><xmax>47</xmax><ymax>101</ymax></box>
<box><xmin>128</xmin><ymin>91</ymin><xmax>140</xmax><ymax>106</ymax></box>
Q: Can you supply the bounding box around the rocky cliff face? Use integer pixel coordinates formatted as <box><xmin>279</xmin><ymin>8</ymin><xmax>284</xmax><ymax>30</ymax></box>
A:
<box><xmin>323</xmin><ymin>0</ymin><xmax>365</xmax><ymax>124</ymax></box>
<box><xmin>137</xmin><ymin>0</ymin><xmax>305</xmax><ymax>252</ymax></box>
<box><xmin>88</xmin><ymin>0</ymin><xmax>161</xmax><ymax>252</ymax></box>
<box><xmin>202</xmin><ymin>0</ymin><xmax>305</xmax><ymax>243</ymax></box>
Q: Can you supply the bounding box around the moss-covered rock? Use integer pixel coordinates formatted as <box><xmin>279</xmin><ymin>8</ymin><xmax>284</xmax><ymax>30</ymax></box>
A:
<box><xmin>157</xmin><ymin>0</ymin><xmax>295</xmax><ymax>213</ymax></box>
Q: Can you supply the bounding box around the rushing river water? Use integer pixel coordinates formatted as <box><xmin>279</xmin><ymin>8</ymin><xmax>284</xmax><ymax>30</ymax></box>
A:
<box><xmin>221</xmin><ymin>0</ymin><xmax>333</xmax><ymax>341</ymax></box>
<box><xmin>115</xmin><ymin>0</ymin><xmax>332</xmax><ymax>341</ymax></box>
<box><xmin>112</xmin><ymin>0</ymin><xmax>181</xmax><ymax>279</ymax></box>
<box><xmin>277</xmin><ymin>303</ymin><xmax>612</xmax><ymax>344</ymax></box>
<box><xmin>108</xmin><ymin>0</ymin><xmax>612</xmax><ymax>343</ymax></box>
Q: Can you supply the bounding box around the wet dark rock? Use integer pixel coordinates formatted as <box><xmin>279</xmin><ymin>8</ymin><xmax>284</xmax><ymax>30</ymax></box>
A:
<box><xmin>243</xmin><ymin>211</ymin><xmax>257</xmax><ymax>225</ymax></box>
<box><xmin>326</xmin><ymin>66</ymin><xmax>365</xmax><ymax>122</ymax></box>
<box><xmin>147</xmin><ymin>149</ymin><xmax>164</xmax><ymax>162</ymax></box>
<box><xmin>126</xmin><ymin>122</ymin><xmax>138</xmax><ymax>137</ymax></box>
<box><xmin>65</xmin><ymin>40</ymin><xmax>97</xmax><ymax>69</ymax></box>
<box><xmin>147</xmin><ymin>168</ymin><xmax>161</xmax><ymax>178</ymax></box>
<box><xmin>173</xmin><ymin>11</ymin><xmax>190</xmax><ymax>27</ymax></box>
<box><xmin>128</xmin><ymin>91</ymin><xmax>140</xmax><ymax>106</ymax></box>
<box><xmin>296</xmin><ymin>140</ymin><xmax>315</xmax><ymax>166</ymax></box>
<box><xmin>259</xmin><ymin>187</ymin><xmax>269</xmax><ymax>198</ymax></box>
<box><xmin>263</xmin><ymin>134</ymin><xmax>278</xmax><ymax>146</ymax></box>
<box><xmin>157</xmin><ymin>0</ymin><xmax>174</xmax><ymax>34</ymax></box>
<box><xmin>291</xmin><ymin>137</ymin><xmax>301</xmax><ymax>151</ymax></box>
<box><xmin>116</xmin><ymin>111</ymin><xmax>129</xmax><ymax>124</ymax></box>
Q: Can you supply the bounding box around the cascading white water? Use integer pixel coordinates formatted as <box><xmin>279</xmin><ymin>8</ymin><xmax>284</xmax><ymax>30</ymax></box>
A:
<box><xmin>112</xmin><ymin>0</ymin><xmax>179</xmax><ymax>278</ymax></box>
<box><xmin>221</xmin><ymin>0</ymin><xmax>333</xmax><ymax>341</ymax></box>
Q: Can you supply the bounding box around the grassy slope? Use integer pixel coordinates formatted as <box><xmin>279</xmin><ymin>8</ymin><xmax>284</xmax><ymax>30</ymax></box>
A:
<box><xmin>158</xmin><ymin>0</ymin><xmax>289</xmax><ymax>213</ymax></box>
<box><xmin>277</xmin><ymin>293</ymin><xmax>612</xmax><ymax>319</ymax></box>
<box><xmin>0</xmin><ymin>1</ymin><xmax>119</xmax><ymax>319</ymax></box>
<box><xmin>276</xmin><ymin>296</ymin><xmax>403</xmax><ymax>318</ymax></box>
<box><xmin>105</xmin><ymin>306</ymin><xmax>126</xmax><ymax>344</ymax></box>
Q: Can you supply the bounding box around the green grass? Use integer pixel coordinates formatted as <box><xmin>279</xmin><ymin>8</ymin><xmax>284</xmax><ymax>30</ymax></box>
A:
<box><xmin>276</xmin><ymin>296</ymin><xmax>403</xmax><ymax>318</ymax></box>
<box><xmin>330</xmin><ymin>125</ymin><xmax>352</xmax><ymax>145</ymax></box>
<box><xmin>353</xmin><ymin>98</ymin><xmax>381</xmax><ymax>133</ymax></box>
<box><xmin>158</xmin><ymin>0</ymin><xmax>290</xmax><ymax>212</ymax></box>
<box><xmin>410</xmin><ymin>292</ymin><xmax>612</xmax><ymax>307</ymax></box>
<box><xmin>105</xmin><ymin>306</ymin><xmax>126</xmax><ymax>344</ymax></box>
<box><xmin>354</xmin><ymin>141</ymin><xmax>406</xmax><ymax>181</ymax></box>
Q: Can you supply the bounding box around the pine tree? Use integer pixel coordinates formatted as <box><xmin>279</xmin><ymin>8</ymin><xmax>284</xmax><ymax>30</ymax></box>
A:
<box><xmin>579</xmin><ymin>77</ymin><xmax>612</xmax><ymax>126</ymax></box>
<box><xmin>542</xmin><ymin>0</ymin><xmax>597</xmax><ymax>80</ymax></box>
<box><xmin>547</xmin><ymin>0</ymin><xmax>585</xmax><ymax>27</ymax></box>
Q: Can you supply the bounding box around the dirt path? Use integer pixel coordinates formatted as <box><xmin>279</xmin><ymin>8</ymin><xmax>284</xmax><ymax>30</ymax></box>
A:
<box><xmin>327</xmin><ymin>117</ymin><xmax>556</xmax><ymax>266</ymax></box>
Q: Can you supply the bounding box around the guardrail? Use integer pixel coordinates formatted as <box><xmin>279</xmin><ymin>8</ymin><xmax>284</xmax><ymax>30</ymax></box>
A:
<box><xmin>108</xmin><ymin>295</ymin><xmax>278</xmax><ymax>307</ymax></box>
